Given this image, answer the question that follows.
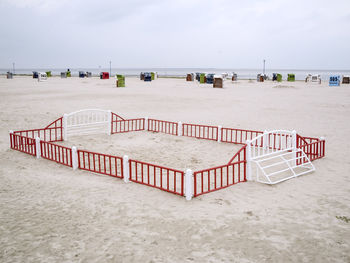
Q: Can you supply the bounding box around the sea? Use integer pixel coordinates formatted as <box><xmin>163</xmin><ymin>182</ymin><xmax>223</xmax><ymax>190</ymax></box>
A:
<box><xmin>1</xmin><ymin>68</ymin><xmax>349</xmax><ymax>81</ymax></box>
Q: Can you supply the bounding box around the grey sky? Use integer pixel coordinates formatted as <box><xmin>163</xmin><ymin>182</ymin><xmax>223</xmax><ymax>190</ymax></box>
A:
<box><xmin>1</xmin><ymin>0</ymin><xmax>349</xmax><ymax>69</ymax></box>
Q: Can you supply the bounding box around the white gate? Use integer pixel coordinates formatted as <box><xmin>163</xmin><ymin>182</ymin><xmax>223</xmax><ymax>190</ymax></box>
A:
<box><xmin>246</xmin><ymin>130</ymin><xmax>315</xmax><ymax>184</ymax></box>
<box><xmin>63</xmin><ymin>109</ymin><xmax>111</xmax><ymax>140</ymax></box>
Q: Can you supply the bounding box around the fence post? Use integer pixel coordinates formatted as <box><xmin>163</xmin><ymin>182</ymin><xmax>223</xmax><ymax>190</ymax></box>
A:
<box><xmin>123</xmin><ymin>155</ymin><xmax>130</xmax><ymax>183</ymax></box>
<box><xmin>292</xmin><ymin>130</ymin><xmax>297</xmax><ymax>167</ymax></box>
<box><xmin>185</xmin><ymin>169</ymin><xmax>193</xmax><ymax>201</ymax></box>
<box><xmin>145</xmin><ymin>117</ymin><xmax>148</xmax><ymax>131</ymax></box>
<box><xmin>35</xmin><ymin>137</ymin><xmax>41</xmax><ymax>158</ymax></box>
<box><xmin>320</xmin><ymin>136</ymin><xmax>325</xmax><ymax>157</ymax></box>
<box><xmin>107</xmin><ymin>110</ymin><xmax>112</xmax><ymax>135</ymax></box>
<box><xmin>9</xmin><ymin>130</ymin><xmax>13</xmax><ymax>148</ymax></box>
<box><xmin>178</xmin><ymin>121</ymin><xmax>182</xmax><ymax>136</ymax></box>
<box><xmin>72</xmin><ymin>146</ymin><xmax>78</xmax><ymax>170</ymax></box>
<box><xmin>263</xmin><ymin>130</ymin><xmax>268</xmax><ymax>153</ymax></box>
<box><xmin>246</xmin><ymin>140</ymin><xmax>252</xmax><ymax>181</ymax></box>
<box><xmin>218</xmin><ymin>125</ymin><xmax>222</xmax><ymax>142</ymax></box>
<box><xmin>63</xmin><ymin>113</ymin><xmax>68</xmax><ymax>141</ymax></box>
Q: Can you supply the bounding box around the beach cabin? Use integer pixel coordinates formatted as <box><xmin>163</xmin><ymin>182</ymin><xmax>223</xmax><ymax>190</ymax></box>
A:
<box><xmin>200</xmin><ymin>73</ymin><xmax>206</xmax><ymax>84</ymax></box>
<box><xmin>116</xmin><ymin>74</ymin><xmax>125</xmax><ymax>87</ymax></box>
<box><xmin>186</xmin><ymin>73</ymin><xmax>194</xmax><ymax>81</ymax></box>
<box><xmin>257</xmin><ymin>74</ymin><xmax>264</xmax><ymax>82</ymax></box>
<box><xmin>342</xmin><ymin>75</ymin><xmax>350</xmax><ymax>84</ymax></box>
<box><xmin>32</xmin><ymin>71</ymin><xmax>39</xmax><ymax>79</ymax></box>
<box><xmin>329</xmin><ymin>75</ymin><xmax>340</xmax><ymax>86</ymax></box>
<box><xmin>195</xmin><ymin>72</ymin><xmax>201</xmax><ymax>81</ymax></box>
<box><xmin>151</xmin><ymin>72</ymin><xmax>155</xmax><ymax>80</ymax></box>
<box><xmin>213</xmin><ymin>75</ymin><xmax>223</xmax><ymax>88</ymax></box>
<box><xmin>288</xmin><ymin>74</ymin><xmax>295</xmax><ymax>82</ymax></box>
<box><xmin>140</xmin><ymin>72</ymin><xmax>145</xmax><ymax>80</ymax></box>
<box><xmin>38</xmin><ymin>72</ymin><xmax>47</xmax><ymax>82</ymax></box>
<box><xmin>6</xmin><ymin>72</ymin><xmax>13</xmax><ymax>79</ymax></box>
<box><xmin>206</xmin><ymin>73</ymin><xmax>215</xmax><ymax>84</ymax></box>
<box><xmin>312</xmin><ymin>75</ymin><xmax>321</xmax><ymax>83</ymax></box>
<box><xmin>61</xmin><ymin>72</ymin><xmax>67</xmax><ymax>78</ymax></box>
<box><xmin>86</xmin><ymin>72</ymin><xmax>92</xmax><ymax>78</ymax></box>
<box><xmin>100</xmin><ymin>72</ymin><xmax>109</xmax><ymax>79</ymax></box>
<box><xmin>79</xmin><ymin>71</ymin><xmax>85</xmax><ymax>78</ymax></box>
<box><xmin>232</xmin><ymin>73</ymin><xmax>237</xmax><ymax>81</ymax></box>
<box><xmin>46</xmin><ymin>71</ymin><xmax>52</xmax><ymax>77</ymax></box>
<box><xmin>144</xmin><ymin>72</ymin><xmax>152</xmax><ymax>81</ymax></box>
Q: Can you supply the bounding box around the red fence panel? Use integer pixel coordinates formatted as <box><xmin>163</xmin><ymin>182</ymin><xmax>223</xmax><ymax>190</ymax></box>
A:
<box><xmin>148</xmin><ymin>119</ymin><xmax>178</xmax><ymax>135</ymax></box>
<box><xmin>10</xmin><ymin>133</ymin><xmax>36</xmax><ymax>156</ymax></box>
<box><xmin>13</xmin><ymin>117</ymin><xmax>63</xmax><ymax>142</ymax></box>
<box><xmin>227</xmin><ymin>145</ymin><xmax>247</xmax><ymax>164</ymax></box>
<box><xmin>221</xmin><ymin>127</ymin><xmax>263</xmax><ymax>145</ymax></box>
<box><xmin>193</xmin><ymin>160</ymin><xmax>246</xmax><ymax>197</ymax></box>
<box><xmin>129</xmin><ymin>159</ymin><xmax>184</xmax><ymax>196</ymax></box>
<box><xmin>111</xmin><ymin>119</ymin><xmax>145</xmax><ymax>134</ymax></box>
<box><xmin>297</xmin><ymin>139</ymin><xmax>325</xmax><ymax>165</ymax></box>
<box><xmin>77</xmin><ymin>150</ymin><xmax>123</xmax><ymax>178</ymax></box>
<box><xmin>40</xmin><ymin>141</ymin><xmax>72</xmax><ymax>167</ymax></box>
<box><xmin>182</xmin><ymin>123</ymin><xmax>218</xmax><ymax>141</ymax></box>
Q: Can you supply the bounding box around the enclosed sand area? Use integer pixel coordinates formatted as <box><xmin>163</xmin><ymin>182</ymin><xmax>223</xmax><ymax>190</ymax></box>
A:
<box><xmin>0</xmin><ymin>76</ymin><xmax>349</xmax><ymax>262</ymax></box>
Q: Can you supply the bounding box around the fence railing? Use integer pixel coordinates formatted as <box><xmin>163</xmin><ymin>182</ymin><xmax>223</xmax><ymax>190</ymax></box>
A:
<box><xmin>148</xmin><ymin>119</ymin><xmax>178</xmax><ymax>135</ymax></box>
<box><xmin>182</xmin><ymin>123</ymin><xmax>218</xmax><ymax>141</ymax></box>
<box><xmin>221</xmin><ymin>128</ymin><xmax>263</xmax><ymax>145</ymax></box>
<box><xmin>297</xmin><ymin>139</ymin><xmax>325</xmax><ymax>165</ymax></box>
<box><xmin>129</xmin><ymin>159</ymin><xmax>184</xmax><ymax>196</ymax></box>
<box><xmin>111</xmin><ymin>118</ymin><xmax>145</xmax><ymax>134</ymax></box>
<box><xmin>227</xmin><ymin>144</ymin><xmax>247</xmax><ymax>164</ymax></box>
<box><xmin>77</xmin><ymin>149</ymin><xmax>123</xmax><ymax>178</ymax></box>
<box><xmin>40</xmin><ymin>141</ymin><xmax>72</xmax><ymax>167</ymax></box>
<box><xmin>14</xmin><ymin>117</ymin><xmax>63</xmax><ymax>142</ymax></box>
<box><xmin>193</xmin><ymin>160</ymin><xmax>246</xmax><ymax>197</ymax></box>
<box><xmin>10</xmin><ymin>133</ymin><xmax>36</xmax><ymax>156</ymax></box>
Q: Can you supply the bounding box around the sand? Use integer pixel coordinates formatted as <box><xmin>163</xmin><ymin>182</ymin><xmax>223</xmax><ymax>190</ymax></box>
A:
<box><xmin>0</xmin><ymin>76</ymin><xmax>349</xmax><ymax>262</ymax></box>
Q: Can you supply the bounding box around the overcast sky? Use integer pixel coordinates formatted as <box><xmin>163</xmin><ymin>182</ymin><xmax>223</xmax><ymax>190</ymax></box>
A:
<box><xmin>0</xmin><ymin>0</ymin><xmax>349</xmax><ymax>69</ymax></box>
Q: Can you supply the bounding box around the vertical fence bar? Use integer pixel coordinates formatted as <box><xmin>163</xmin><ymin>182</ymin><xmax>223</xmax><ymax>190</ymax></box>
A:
<box><xmin>218</xmin><ymin>125</ymin><xmax>222</xmax><ymax>143</ymax></box>
<box><xmin>35</xmin><ymin>137</ymin><xmax>41</xmax><ymax>158</ymax></box>
<box><xmin>123</xmin><ymin>155</ymin><xmax>129</xmax><ymax>182</ymax></box>
<box><xmin>178</xmin><ymin>121</ymin><xmax>182</xmax><ymax>136</ymax></box>
<box><xmin>246</xmin><ymin>140</ymin><xmax>252</xmax><ymax>181</ymax></box>
<box><xmin>185</xmin><ymin>169</ymin><xmax>193</xmax><ymax>201</ymax></box>
<box><xmin>63</xmin><ymin>114</ymin><xmax>68</xmax><ymax>141</ymax></box>
<box><xmin>72</xmin><ymin>146</ymin><xmax>78</xmax><ymax>170</ymax></box>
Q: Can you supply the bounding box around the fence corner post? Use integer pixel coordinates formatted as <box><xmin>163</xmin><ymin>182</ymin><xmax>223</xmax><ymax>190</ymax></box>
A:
<box><xmin>145</xmin><ymin>117</ymin><xmax>148</xmax><ymax>131</ymax></box>
<box><xmin>72</xmin><ymin>146</ymin><xmax>78</xmax><ymax>170</ymax></box>
<box><xmin>9</xmin><ymin>130</ymin><xmax>13</xmax><ymax>148</ymax></box>
<box><xmin>63</xmin><ymin>113</ymin><xmax>68</xmax><ymax>141</ymax></box>
<box><xmin>291</xmin><ymin>130</ymin><xmax>297</xmax><ymax>167</ymax></box>
<box><xmin>35</xmin><ymin>137</ymin><xmax>41</xmax><ymax>158</ymax></box>
<box><xmin>218</xmin><ymin>125</ymin><xmax>222</xmax><ymax>142</ymax></box>
<box><xmin>123</xmin><ymin>155</ymin><xmax>130</xmax><ymax>183</ymax></box>
<box><xmin>246</xmin><ymin>140</ymin><xmax>252</xmax><ymax>181</ymax></box>
<box><xmin>178</xmin><ymin>121</ymin><xmax>182</xmax><ymax>136</ymax></box>
<box><xmin>107</xmin><ymin>110</ymin><xmax>112</xmax><ymax>135</ymax></box>
<box><xmin>185</xmin><ymin>169</ymin><xmax>193</xmax><ymax>201</ymax></box>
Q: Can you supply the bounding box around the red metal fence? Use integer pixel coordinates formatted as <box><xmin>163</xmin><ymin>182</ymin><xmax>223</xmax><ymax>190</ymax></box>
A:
<box><xmin>129</xmin><ymin>159</ymin><xmax>184</xmax><ymax>196</ymax></box>
<box><xmin>77</xmin><ymin>149</ymin><xmax>123</xmax><ymax>178</ymax></box>
<box><xmin>10</xmin><ymin>133</ymin><xmax>36</xmax><ymax>156</ymax></box>
<box><xmin>148</xmin><ymin>119</ymin><xmax>178</xmax><ymax>135</ymax></box>
<box><xmin>111</xmin><ymin>119</ymin><xmax>145</xmax><ymax>134</ymax></box>
<box><xmin>182</xmin><ymin>123</ymin><xmax>218</xmax><ymax>141</ymax></box>
<box><xmin>297</xmin><ymin>139</ymin><xmax>325</xmax><ymax>165</ymax></box>
<box><xmin>221</xmin><ymin>128</ymin><xmax>263</xmax><ymax>145</ymax></box>
<box><xmin>40</xmin><ymin>141</ymin><xmax>72</xmax><ymax>167</ymax></box>
<box><xmin>13</xmin><ymin>117</ymin><xmax>63</xmax><ymax>142</ymax></box>
<box><xmin>193</xmin><ymin>160</ymin><xmax>246</xmax><ymax>197</ymax></box>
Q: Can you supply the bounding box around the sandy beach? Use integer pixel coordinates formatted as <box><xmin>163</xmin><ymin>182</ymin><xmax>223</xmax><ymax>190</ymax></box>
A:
<box><xmin>0</xmin><ymin>76</ymin><xmax>349</xmax><ymax>262</ymax></box>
